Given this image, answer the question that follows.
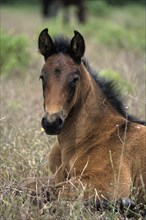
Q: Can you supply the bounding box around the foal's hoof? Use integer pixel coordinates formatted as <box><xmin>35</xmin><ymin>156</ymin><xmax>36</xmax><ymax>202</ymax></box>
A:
<box><xmin>118</xmin><ymin>198</ymin><xmax>146</xmax><ymax>218</ymax></box>
<box><xmin>84</xmin><ymin>197</ymin><xmax>137</xmax><ymax>217</ymax></box>
<box><xmin>83</xmin><ymin>199</ymin><xmax>110</xmax><ymax>212</ymax></box>
<box><xmin>118</xmin><ymin>198</ymin><xmax>135</xmax><ymax>211</ymax></box>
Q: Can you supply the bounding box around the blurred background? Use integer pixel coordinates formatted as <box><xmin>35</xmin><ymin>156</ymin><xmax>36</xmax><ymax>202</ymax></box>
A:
<box><xmin>0</xmin><ymin>0</ymin><xmax>145</xmax><ymax>217</ymax></box>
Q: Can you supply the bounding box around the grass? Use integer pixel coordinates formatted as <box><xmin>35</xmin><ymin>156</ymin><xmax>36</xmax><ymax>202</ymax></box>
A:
<box><xmin>0</xmin><ymin>2</ymin><xmax>145</xmax><ymax>219</ymax></box>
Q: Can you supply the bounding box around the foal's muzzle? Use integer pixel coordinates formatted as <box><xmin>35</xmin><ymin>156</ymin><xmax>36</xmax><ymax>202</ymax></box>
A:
<box><xmin>41</xmin><ymin>113</ymin><xmax>64</xmax><ymax>135</ymax></box>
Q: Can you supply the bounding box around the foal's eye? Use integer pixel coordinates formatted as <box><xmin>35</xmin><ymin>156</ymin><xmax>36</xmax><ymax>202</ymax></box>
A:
<box><xmin>69</xmin><ymin>75</ymin><xmax>80</xmax><ymax>87</ymax></box>
<box><xmin>67</xmin><ymin>75</ymin><xmax>80</xmax><ymax>102</ymax></box>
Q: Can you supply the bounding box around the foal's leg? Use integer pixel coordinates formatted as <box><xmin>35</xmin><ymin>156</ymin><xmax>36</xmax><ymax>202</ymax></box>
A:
<box><xmin>18</xmin><ymin>143</ymin><xmax>63</xmax><ymax>203</ymax></box>
<box><xmin>52</xmin><ymin>164</ymin><xmax>132</xmax><ymax>201</ymax></box>
<box><xmin>18</xmin><ymin>143</ymin><xmax>63</xmax><ymax>194</ymax></box>
<box><xmin>49</xmin><ymin>142</ymin><xmax>64</xmax><ymax>184</ymax></box>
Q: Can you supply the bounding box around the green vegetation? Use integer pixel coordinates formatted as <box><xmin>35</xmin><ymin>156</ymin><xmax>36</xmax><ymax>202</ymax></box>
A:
<box><xmin>87</xmin><ymin>0</ymin><xmax>110</xmax><ymax>16</ymax></box>
<box><xmin>1</xmin><ymin>2</ymin><xmax>145</xmax><ymax>54</ymax></box>
<box><xmin>99</xmin><ymin>68</ymin><xmax>133</xmax><ymax>94</ymax></box>
<box><xmin>0</xmin><ymin>31</ymin><xmax>30</xmax><ymax>77</ymax></box>
<box><xmin>39</xmin><ymin>3</ymin><xmax>145</xmax><ymax>54</ymax></box>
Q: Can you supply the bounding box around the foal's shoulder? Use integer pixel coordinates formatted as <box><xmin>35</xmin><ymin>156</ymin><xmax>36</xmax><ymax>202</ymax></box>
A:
<box><xmin>128</xmin><ymin>121</ymin><xmax>146</xmax><ymax>139</ymax></box>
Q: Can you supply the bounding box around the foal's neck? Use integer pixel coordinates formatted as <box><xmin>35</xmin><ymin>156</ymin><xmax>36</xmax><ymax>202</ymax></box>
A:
<box><xmin>58</xmin><ymin>63</ymin><xmax>125</xmax><ymax>149</ymax></box>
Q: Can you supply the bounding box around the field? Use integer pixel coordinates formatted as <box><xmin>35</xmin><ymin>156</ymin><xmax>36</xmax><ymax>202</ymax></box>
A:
<box><xmin>0</xmin><ymin>2</ymin><xmax>145</xmax><ymax>219</ymax></box>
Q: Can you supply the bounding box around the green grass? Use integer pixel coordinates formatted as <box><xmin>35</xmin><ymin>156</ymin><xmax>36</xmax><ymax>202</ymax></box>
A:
<box><xmin>0</xmin><ymin>1</ymin><xmax>40</xmax><ymax>14</ymax></box>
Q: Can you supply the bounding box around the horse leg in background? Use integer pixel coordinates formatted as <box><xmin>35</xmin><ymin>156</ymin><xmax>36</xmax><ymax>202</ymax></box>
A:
<box><xmin>42</xmin><ymin>0</ymin><xmax>49</xmax><ymax>18</ymax></box>
<box><xmin>77</xmin><ymin>1</ymin><xmax>86</xmax><ymax>23</ymax></box>
<box><xmin>49</xmin><ymin>142</ymin><xmax>64</xmax><ymax>184</ymax></box>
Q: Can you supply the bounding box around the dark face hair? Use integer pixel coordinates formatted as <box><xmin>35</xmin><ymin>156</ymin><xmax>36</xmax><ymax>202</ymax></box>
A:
<box><xmin>38</xmin><ymin>29</ymin><xmax>85</xmax><ymax>135</ymax></box>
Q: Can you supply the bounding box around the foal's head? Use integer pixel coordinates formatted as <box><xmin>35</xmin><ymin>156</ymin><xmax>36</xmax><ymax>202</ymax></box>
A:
<box><xmin>38</xmin><ymin>29</ymin><xmax>85</xmax><ymax>135</ymax></box>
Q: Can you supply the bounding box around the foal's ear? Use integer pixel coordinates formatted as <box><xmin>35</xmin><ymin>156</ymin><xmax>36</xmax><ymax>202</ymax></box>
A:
<box><xmin>70</xmin><ymin>31</ymin><xmax>85</xmax><ymax>60</ymax></box>
<box><xmin>38</xmin><ymin>28</ymin><xmax>54</xmax><ymax>60</ymax></box>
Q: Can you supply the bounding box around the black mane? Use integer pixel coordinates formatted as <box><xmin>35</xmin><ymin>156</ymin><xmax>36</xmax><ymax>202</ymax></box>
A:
<box><xmin>51</xmin><ymin>36</ymin><xmax>146</xmax><ymax>125</ymax></box>
<box><xmin>83</xmin><ymin>59</ymin><xmax>146</xmax><ymax>125</ymax></box>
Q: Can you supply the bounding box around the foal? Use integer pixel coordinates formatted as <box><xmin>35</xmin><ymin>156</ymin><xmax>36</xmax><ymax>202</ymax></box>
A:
<box><xmin>38</xmin><ymin>28</ymin><xmax>146</xmax><ymax>203</ymax></box>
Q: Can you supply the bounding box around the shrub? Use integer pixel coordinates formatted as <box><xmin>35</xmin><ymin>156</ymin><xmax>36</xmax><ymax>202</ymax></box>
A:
<box><xmin>0</xmin><ymin>31</ymin><xmax>30</xmax><ymax>77</ymax></box>
<box><xmin>87</xmin><ymin>0</ymin><xmax>109</xmax><ymax>16</ymax></box>
<box><xmin>99</xmin><ymin>68</ymin><xmax>133</xmax><ymax>95</ymax></box>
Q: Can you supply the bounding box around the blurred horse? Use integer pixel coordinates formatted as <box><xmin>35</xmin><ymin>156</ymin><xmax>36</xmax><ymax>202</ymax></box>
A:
<box><xmin>41</xmin><ymin>0</ymin><xmax>86</xmax><ymax>23</ymax></box>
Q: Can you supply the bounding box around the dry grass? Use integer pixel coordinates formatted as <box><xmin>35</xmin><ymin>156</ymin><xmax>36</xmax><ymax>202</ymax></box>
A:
<box><xmin>0</xmin><ymin>3</ymin><xmax>145</xmax><ymax>219</ymax></box>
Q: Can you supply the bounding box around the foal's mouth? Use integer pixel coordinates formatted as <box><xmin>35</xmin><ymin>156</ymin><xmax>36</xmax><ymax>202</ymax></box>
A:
<box><xmin>43</xmin><ymin>126</ymin><xmax>62</xmax><ymax>135</ymax></box>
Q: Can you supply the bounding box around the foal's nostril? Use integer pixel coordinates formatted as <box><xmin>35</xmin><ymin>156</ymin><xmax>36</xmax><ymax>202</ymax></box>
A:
<box><xmin>41</xmin><ymin>117</ymin><xmax>48</xmax><ymax>127</ymax></box>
